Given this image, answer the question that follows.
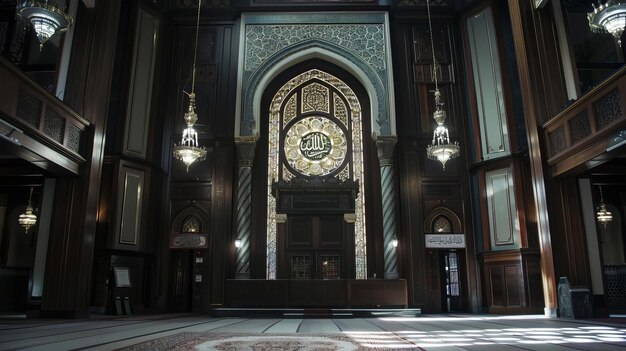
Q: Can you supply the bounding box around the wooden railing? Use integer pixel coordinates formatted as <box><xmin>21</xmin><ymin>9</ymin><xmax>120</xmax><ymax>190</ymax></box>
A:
<box><xmin>542</xmin><ymin>65</ymin><xmax>626</xmax><ymax>176</ymax></box>
<box><xmin>0</xmin><ymin>56</ymin><xmax>89</xmax><ymax>175</ymax></box>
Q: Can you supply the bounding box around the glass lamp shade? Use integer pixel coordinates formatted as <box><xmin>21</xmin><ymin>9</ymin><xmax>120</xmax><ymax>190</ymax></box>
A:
<box><xmin>16</xmin><ymin>0</ymin><xmax>72</xmax><ymax>49</ymax></box>
<box><xmin>596</xmin><ymin>202</ymin><xmax>613</xmax><ymax>227</ymax></box>
<box><xmin>173</xmin><ymin>94</ymin><xmax>206</xmax><ymax>172</ymax></box>
<box><xmin>427</xmin><ymin>125</ymin><xmax>460</xmax><ymax>170</ymax></box>
<box><xmin>588</xmin><ymin>1</ymin><xmax>626</xmax><ymax>45</ymax></box>
<box><xmin>173</xmin><ymin>143</ymin><xmax>206</xmax><ymax>172</ymax></box>
<box><xmin>18</xmin><ymin>204</ymin><xmax>37</xmax><ymax>233</ymax></box>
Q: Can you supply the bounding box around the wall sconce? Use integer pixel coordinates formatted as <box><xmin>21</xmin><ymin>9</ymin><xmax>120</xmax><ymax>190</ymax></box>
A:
<box><xmin>235</xmin><ymin>239</ymin><xmax>242</xmax><ymax>249</ymax></box>
<box><xmin>391</xmin><ymin>237</ymin><xmax>398</xmax><ymax>248</ymax></box>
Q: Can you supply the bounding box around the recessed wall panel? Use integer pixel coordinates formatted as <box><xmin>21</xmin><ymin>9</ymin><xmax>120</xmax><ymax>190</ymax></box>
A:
<box><xmin>118</xmin><ymin>168</ymin><xmax>145</xmax><ymax>245</ymax></box>
<box><xmin>124</xmin><ymin>9</ymin><xmax>159</xmax><ymax>158</ymax></box>
<box><xmin>467</xmin><ymin>7</ymin><xmax>510</xmax><ymax>160</ymax></box>
<box><xmin>485</xmin><ymin>167</ymin><xmax>518</xmax><ymax>250</ymax></box>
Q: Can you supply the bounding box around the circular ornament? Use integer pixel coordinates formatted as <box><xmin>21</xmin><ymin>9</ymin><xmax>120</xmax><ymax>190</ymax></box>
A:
<box><xmin>284</xmin><ymin>116</ymin><xmax>347</xmax><ymax>176</ymax></box>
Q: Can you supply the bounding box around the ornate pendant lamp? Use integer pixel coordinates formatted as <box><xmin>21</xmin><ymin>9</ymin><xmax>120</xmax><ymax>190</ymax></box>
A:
<box><xmin>172</xmin><ymin>0</ymin><xmax>207</xmax><ymax>172</ymax></box>
<box><xmin>588</xmin><ymin>1</ymin><xmax>626</xmax><ymax>46</ymax></box>
<box><xmin>425</xmin><ymin>0</ymin><xmax>460</xmax><ymax>171</ymax></box>
<box><xmin>15</xmin><ymin>0</ymin><xmax>72</xmax><ymax>50</ymax></box>
<box><xmin>596</xmin><ymin>185</ymin><xmax>613</xmax><ymax>227</ymax></box>
<box><xmin>18</xmin><ymin>187</ymin><xmax>37</xmax><ymax>234</ymax></box>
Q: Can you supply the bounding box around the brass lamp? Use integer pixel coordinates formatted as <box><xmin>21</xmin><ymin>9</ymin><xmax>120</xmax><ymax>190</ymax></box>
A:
<box><xmin>16</xmin><ymin>0</ymin><xmax>72</xmax><ymax>50</ymax></box>
<box><xmin>18</xmin><ymin>187</ymin><xmax>37</xmax><ymax>234</ymax></box>
<box><xmin>172</xmin><ymin>0</ymin><xmax>207</xmax><ymax>172</ymax></box>
<box><xmin>425</xmin><ymin>0</ymin><xmax>460</xmax><ymax>170</ymax></box>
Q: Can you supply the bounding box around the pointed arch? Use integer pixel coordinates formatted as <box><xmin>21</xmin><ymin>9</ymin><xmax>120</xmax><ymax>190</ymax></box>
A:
<box><xmin>424</xmin><ymin>207</ymin><xmax>462</xmax><ymax>234</ymax></box>
<box><xmin>239</xmin><ymin>41</ymin><xmax>390</xmax><ymax>138</ymax></box>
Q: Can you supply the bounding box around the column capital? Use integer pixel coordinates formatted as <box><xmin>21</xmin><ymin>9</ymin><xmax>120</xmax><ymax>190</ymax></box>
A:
<box><xmin>375</xmin><ymin>134</ymin><xmax>397</xmax><ymax>167</ymax></box>
<box><xmin>276</xmin><ymin>213</ymin><xmax>287</xmax><ymax>224</ymax></box>
<box><xmin>235</xmin><ymin>136</ymin><xmax>258</xmax><ymax>167</ymax></box>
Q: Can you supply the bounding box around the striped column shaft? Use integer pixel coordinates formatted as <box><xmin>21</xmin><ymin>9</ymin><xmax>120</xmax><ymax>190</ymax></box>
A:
<box><xmin>376</xmin><ymin>135</ymin><xmax>399</xmax><ymax>279</ymax></box>
<box><xmin>235</xmin><ymin>166</ymin><xmax>252</xmax><ymax>276</ymax></box>
<box><xmin>381</xmin><ymin>164</ymin><xmax>398</xmax><ymax>278</ymax></box>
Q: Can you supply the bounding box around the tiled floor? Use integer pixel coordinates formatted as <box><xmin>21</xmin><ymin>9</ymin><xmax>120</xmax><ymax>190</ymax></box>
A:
<box><xmin>0</xmin><ymin>314</ymin><xmax>625</xmax><ymax>350</ymax></box>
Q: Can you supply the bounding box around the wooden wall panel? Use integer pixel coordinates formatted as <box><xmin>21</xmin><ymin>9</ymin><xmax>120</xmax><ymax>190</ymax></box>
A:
<box><xmin>466</xmin><ymin>7</ymin><xmax>510</xmax><ymax>161</ymax></box>
<box><xmin>485</xmin><ymin>167</ymin><xmax>518</xmax><ymax>249</ymax></box>
<box><xmin>124</xmin><ymin>8</ymin><xmax>160</xmax><ymax>159</ymax></box>
<box><xmin>116</xmin><ymin>166</ymin><xmax>145</xmax><ymax>247</ymax></box>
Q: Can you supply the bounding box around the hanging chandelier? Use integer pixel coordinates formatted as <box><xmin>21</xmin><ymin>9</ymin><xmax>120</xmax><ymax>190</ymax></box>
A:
<box><xmin>18</xmin><ymin>187</ymin><xmax>37</xmax><ymax>234</ymax></box>
<box><xmin>425</xmin><ymin>0</ymin><xmax>460</xmax><ymax>170</ymax></box>
<box><xmin>588</xmin><ymin>1</ymin><xmax>626</xmax><ymax>46</ymax></box>
<box><xmin>172</xmin><ymin>0</ymin><xmax>206</xmax><ymax>172</ymax></box>
<box><xmin>15</xmin><ymin>0</ymin><xmax>72</xmax><ymax>50</ymax></box>
<box><xmin>596</xmin><ymin>185</ymin><xmax>613</xmax><ymax>227</ymax></box>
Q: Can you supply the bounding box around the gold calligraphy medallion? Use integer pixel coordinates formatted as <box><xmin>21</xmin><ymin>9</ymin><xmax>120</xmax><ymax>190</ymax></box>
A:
<box><xmin>284</xmin><ymin>116</ymin><xmax>347</xmax><ymax>176</ymax></box>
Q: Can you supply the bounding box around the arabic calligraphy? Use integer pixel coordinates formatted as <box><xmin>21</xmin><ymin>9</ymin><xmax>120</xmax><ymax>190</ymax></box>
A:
<box><xmin>300</xmin><ymin>132</ymin><xmax>332</xmax><ymax>161</ymax></box>
<box><xmin>424</xmin><ymin>234</ymin><xmax>465</xmax><ymax>248</ymax></box>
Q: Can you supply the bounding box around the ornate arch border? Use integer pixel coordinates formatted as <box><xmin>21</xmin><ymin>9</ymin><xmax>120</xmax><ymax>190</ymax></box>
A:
<box><xmin>423</xmin><ymin>206</ymin><xmax>462</xmax><ymax>233</ymax></box>
<box><xmin>235</xmin><ymin>12</ymin><xmax>397</xmax><ymax>137</ymax></box>
<box><xmin>171</xmin><ymin>206</ymin><xmax>210</xmax><ymax>234</ymax></box>
<box><xmin>265</xmin><ymin>69</ymin><xmax>368</xmax><ymax>279</ymax></box>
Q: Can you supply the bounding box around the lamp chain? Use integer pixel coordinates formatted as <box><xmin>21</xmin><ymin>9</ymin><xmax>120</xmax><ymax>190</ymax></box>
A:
<box><xmin>191</xmin><ymin>0</ymin><xmax>202</xmax><ymax>95</ymax></box>
<box><xmin>600</xmin><ymin>185</ymin><xmax>605</xmax><ymax>203</ymax></box>
<box><xmin>426</xmin><ymin>0</ymin><xmax>438</xmax><ymax>91</ymax></box>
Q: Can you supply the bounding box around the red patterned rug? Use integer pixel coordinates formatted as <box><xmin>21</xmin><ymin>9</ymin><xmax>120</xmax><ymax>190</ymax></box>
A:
<box><xmin>118</xmin><ymin>332</ymin><xmax>423</xmax><ymax>350</ymax></box>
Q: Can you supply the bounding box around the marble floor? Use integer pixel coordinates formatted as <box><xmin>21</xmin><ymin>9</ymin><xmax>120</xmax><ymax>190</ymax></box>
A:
<box><xmin>0</xmin><ymin>314</ymin><xmax>625</xmax><ymax>350</ymax></box>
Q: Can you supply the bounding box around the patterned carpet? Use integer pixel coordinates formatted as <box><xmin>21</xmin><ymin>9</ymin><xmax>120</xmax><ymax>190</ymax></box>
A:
<box><xmin>119</xmin><ymin>332</ymin><xmax>422</xmax><ymax>350</ymax></box>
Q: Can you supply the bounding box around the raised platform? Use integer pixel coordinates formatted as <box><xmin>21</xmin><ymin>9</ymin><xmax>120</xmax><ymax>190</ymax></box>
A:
<box><xmin>224</xmin><ymin>279</ymin><xmax>408</xmax><ymax>308</ymax></box>
<box><xmin>211</xmin><ymin>307</ymin><xmax>421</xmax><ymax>318</ymax></box>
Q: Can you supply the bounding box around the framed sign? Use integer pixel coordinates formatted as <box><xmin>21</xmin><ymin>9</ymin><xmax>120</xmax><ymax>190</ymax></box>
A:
<box><xmin>425</xmin><ymin>234</ymin><xmax>465</xmax><ymax>248</ymax></box>
<box><xmin>113</xmin><ymin>267</ymin><xmax>132</xmax><ymax>287</ymax></box>
<box><xmin>169</xmin><ymin>233</ymin><xmax>208</xmax><ymax>249</ymax></box>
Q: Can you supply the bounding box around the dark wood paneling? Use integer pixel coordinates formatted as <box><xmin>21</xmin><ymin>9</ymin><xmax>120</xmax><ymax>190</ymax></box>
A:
<box><xmin>223</xmin><ymin>279</ymin><xmax>407</xmax><ymax>308</ymax></box>
<box><xmin>481</xmin><ymin>249</ymin><xmax>543</xmax><ymax>313</ymax></box>
<box><xmin>290</xmin><ymin>279</ymin><xmax>347</xmax><ymax>307</ymax></box>
<box><xmin>504</xmin><ymin>265</ymin><xmax>522</xmax><ymax>306</ymax></box>
<box><xmin>289</xmin><ymin>217</ymin><xmax>313</xmax><ymax>246</ymax></box>
<box><xmin>224</xmin><ymin>279</ymin><xmax>289</xmax><ymax>307</ymax></box>
<box><xmin>209</xmin><ymin>143</ymin><xmax>234</xmax><ymax>306</ymax></box>
<box><xmin>41</xmin><ymin>0</ymin><xmax>122</xmax><ymax>317</ymax></box>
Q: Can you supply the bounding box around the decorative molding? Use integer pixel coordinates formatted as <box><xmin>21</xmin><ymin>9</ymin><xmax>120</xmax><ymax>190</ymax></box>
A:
<box><xmin>485</xmin><ymin>167</ymin><xmax>518</xmax><ymax>249</ymax></box>
<box><xmin>276</xmin><ymin>213</ymin><xmax>287</xmax><ymax>223</ymax></box>
<box><xmin>467</xmin><ymin>7</ymin><xmax>510</xmax><ymax>160</ymax></box>
<box><xmin>376</xmin><ymin>134</ymin><xmax>397</xmax><ymax>167</ymax></box>
<box><xmin>171</xmin><ymin>206</ymin><xmax>209</xmax><ymax>233</ymax></box>
<box><xmin>244</xmin><ymin>24</ymin><xmax>386</xmax><ymax>73</ymax></box>
<box><xmin>593</xmin><ymin>89</ymin><xmax>622</xmax><ymax>131</ymax></box>
<box><xmin>238</xmin><ymin>12</ymin><xmax>396</xmax><ymax>137</ymax></box>
<box><xmin>344</xmin><ymin>213</ymin><xmax>357</xmax><ymax>223</ymax></box>
<box><xmin>423</xmin><ymin>206</ymin><xmax>462</xmax><ymax>233</ymax></box>
<box><xmin>235</xmin><ymin>136</ymin><xmax>257</xmax><ymax>167</ymax></box>
<box><xmin>266</xmin><ymin>68</ymin><xmax>368</xmax><ymax>279</ymax></box>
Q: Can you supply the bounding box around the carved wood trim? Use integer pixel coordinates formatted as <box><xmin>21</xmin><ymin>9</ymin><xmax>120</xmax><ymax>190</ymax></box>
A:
<box><xmin>543</xmin><ymin>66</ymin><xmax>626</xmax><ymax>176</ymax></box>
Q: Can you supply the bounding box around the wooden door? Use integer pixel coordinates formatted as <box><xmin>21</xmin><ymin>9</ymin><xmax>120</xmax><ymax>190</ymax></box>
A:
<box><xmin>282</xmin><ymin>215</ymin><xmax>350</xmax><ymax>279</ymax></box>
<box><xmin>169</xmin><ymin>250</ymin><xmax>192</xmax><ymax>312</ymax></box>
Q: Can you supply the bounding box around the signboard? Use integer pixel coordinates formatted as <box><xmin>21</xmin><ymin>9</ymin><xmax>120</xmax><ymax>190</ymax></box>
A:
<box><xmin>169</xmin><ymin>234</ymin><xmax>208</xmax><ymax>249</ymax></box>
<box><xmin>113</xmin><ymin>267</ymin><xmax>131</xmax><ymax>287</ymax></box>
<box><xmin>425</xmin><ymin>234</ymin><xmax>465</xmax><ymax>248</ymax></box>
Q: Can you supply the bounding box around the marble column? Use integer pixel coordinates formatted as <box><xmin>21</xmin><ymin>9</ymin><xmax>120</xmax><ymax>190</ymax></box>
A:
<box><xmin>234</xmin><ymin>136</ymin><xmax>257</xmax><ymax>279</ymax></box>
<box><xmin>377</xmin><ymin>135</ymin><xmax>399</xmax><ymax>279</ymax></box>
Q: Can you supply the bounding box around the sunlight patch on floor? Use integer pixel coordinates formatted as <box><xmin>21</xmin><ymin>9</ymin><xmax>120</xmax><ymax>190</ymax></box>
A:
<box><xmin>342</xmin><ymin>322</ymin><xmax>626</xmax><ymax>349</ymax></box>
